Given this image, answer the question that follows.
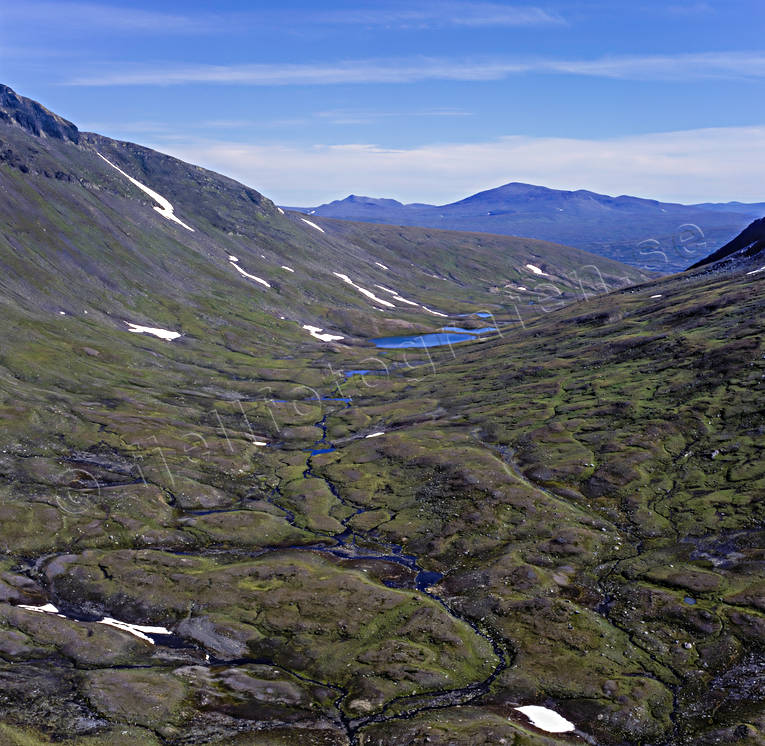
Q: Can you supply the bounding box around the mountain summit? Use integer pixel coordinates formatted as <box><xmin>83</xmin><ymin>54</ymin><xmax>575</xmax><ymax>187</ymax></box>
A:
<box><xmin>293</xmin><ymin>182</ymin><xmax>763</xmax><ymax>272</ymax></box>
<box><xmin>0</xmin><ymin>84</ymin><xmax>79</xmax><ymax>142</ymax></box>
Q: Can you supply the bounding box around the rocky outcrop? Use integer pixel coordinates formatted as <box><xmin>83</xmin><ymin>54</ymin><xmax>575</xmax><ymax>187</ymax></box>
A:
<box><xmin>0</xmin><ymin>83</ymin><xmax>79</xmax><ymax>143</ymax></box>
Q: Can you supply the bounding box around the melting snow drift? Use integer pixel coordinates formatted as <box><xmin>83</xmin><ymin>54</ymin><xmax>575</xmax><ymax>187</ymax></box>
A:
<box><xmin>334</xmin><ymin>273</ymin><xmax>395</xmax><ymax>308</ymax></box>
<box><xmin>303</xmin><ymin>325</ymin><xmax>344</xmax><ymax>342</ymax></box>
<box><xmin>525</xmin><ymin>264</ymin><xmax>549</xmax><ymax>276</ymax></box>
<box><xmin>125</xmin><ymin>322</ymin><xmax>181</xmax><ymax>341</ymax></box>
<box><xmin>514</xmin><ymin>705</ymin><xmax>575</xmax><ymax>734</ymax></box>
<box><xmin>372</xmin><ymin>285</ymin><xmax>448</xmax><ymax>316</ymax></box>
<box><xmin>98</xmin><ymin>617</ymin><xmax>172</xmax><ymax>644</ymax></box>
<box><xmin>230</xmin><ymin>261</ymin><xmax>271</xmax><ymax>288</ymax></box>
<box><xmin>301</xmin><ymin>218</ymin><xmax>325</xmax><ymax>233</ymax></box>
<box><xmin>421</xmin><ymin>305</ymin><xmax>448</xmax><ymax>318</ymax></box>
<box><xmin>17</xmin><ymin>603</ymin><xmax>171</xmax><ymax>644</ymax></box>
<box><xmin>97</xmin><ymin>153</ymin><xmax>194</xmax><ymax>232</ymax></box>
<box><xmin>19</xmin><ymin>603</ymin><xmax>63</xmax><ymax>616</ymax></box>
<box><xmin>375</xmin><ymin>285</ymin><xmax>420</xmax><ymax>307</ymax></box>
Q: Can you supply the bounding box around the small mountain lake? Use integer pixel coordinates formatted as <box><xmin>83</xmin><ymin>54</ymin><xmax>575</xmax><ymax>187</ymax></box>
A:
<box><xmin>371</xmin><ymin>327</ymin><xmax>497</xmax><ymax>349</ymax></box>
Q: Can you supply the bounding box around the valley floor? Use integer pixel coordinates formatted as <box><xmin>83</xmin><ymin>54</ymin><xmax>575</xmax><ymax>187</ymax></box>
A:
<box><xmin>0</xmin><ymin>262</ymin><xmax>763</xmax><ymax>746</ymax></box>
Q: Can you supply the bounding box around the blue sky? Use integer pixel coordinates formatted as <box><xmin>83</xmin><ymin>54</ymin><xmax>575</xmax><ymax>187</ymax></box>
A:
<box><xmin>1</xmin><ymin>0</ymin><xmax>764</xmax><ymax>204</ymax></box>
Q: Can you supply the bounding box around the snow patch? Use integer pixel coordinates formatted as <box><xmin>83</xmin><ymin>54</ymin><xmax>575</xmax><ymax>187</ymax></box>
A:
<box><xmin>281</xmin><ymin>265</ymin><xmax>295</xmax><ymax>272</ymax></box>
<box><xmin>375</xmin><ymin>262</ymin><xmax>389</xmax><ymax>270</ymax></box>
<box><xmin>125</xmin><ymin>322</ymin><xmax>181</xmax><ymax>341</ymax></box>
<box><xmin>514</xmin><ymin>706</ymin><xmax>575</xmax><ymax>734</ymax></box>
<box><xmin>303</xmin><ymin>324</ymin><xmax>345</xmax><ymax>342</ymax></box>
<box><xmin>230</xmin><ymin>261</ymin><xmax>271</xmax><ymax>288</ymax></box>
<box><xmin>746</xmin><ymin>266</ymin><xmax>765</xmax><ymax>275</ymax></box>
<box><xmin>651</xmin><ymin>294</ymin><xmax>663</xmax><ymax>298</ymax></box>
<box><xmin>97</xmin><ymin>153</ymin><xmax>194</xmax><ymax>232</ymax></box>
<box><xmin>229</xmin><ymin>255</ymin><xmax>239</xmax><ymax>262</ymax></box>
<box><xmin>374</xmin><ymin>285</ymin><xmax>420</xmax><ymax>307</ymax></box>
<box><xmin>334</xmin><ymin>273</ymin><xmax>396</xmax><ymax>308</ymax></box>
<box><xmin>366</xmin><ymin>432</ymin><xmax>385</xmax><ymax>438</ymax></box>
<box><xmin>301</xmin><ymin>218</ymin><xmax>325</xmax><ymax>233</ymax></box>
<box><xmin>19</xmin><ymin>603</ymin><xmax>65</xmax><ymax>617</ymax></box>
<box><xmin>525</xmin><ymin>264</ymin><xmax>549</xmax><ymax>276</ymax></box>
<box><xmin>17</xmin><ymin>603</ymin><xmax>171</xmax><ymax>645</ymax></box>
<box><xmin>98</xmin><ymin>617</ymin><xmax>171</xmax><ymax>644</ymax></box>
<box><xmin>421</xmin><ymin>305</ymin><xmax>448</xmax><ymax>318</ymax></box>
<box><xmin>277</xmin><ymin>207</ymin><xmax>285</xmax><ymax>215</ymax></box>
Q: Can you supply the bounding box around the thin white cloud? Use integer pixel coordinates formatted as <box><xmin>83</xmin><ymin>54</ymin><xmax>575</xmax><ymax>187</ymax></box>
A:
<box><xmin>5</xmin><ymin>1</ymin><xmax>562</xmax><ymax>35</ymax></box>
<box><xmin>148</xmin><ymin>125</ymin><xmax>765</xmax><ymax>206</ymax></box>
<box><xmin>547</xmin><ymin>51</ymin><xmax>765</xmax><ymax>80</ymax></box>
<box><xmin>66</xmin><ymin>51</ymin><xmax>765</xmax><ymax>86</ymax></box>
<box><xmin>80</xmin><ymin>110</ymin><xmax>470</xmax><ymax>138</ymax></box>
<box><xmin>315</xmin><ymin>108</ymin><xmax>473</xmax><ymax>125</ymax></box>
<box><xmin>66</xmin><ymin>59</ymin><xmax>526</xmax><ymax>86</ymax></box>
<box><xmin>666</xmin><ymin>2</ymin><xmax>715</xmax><ymax>15</ymax></box>
<box><xmin>1</xmin><ymin>2</ymin><xmax>229</xmax><ymax>34</ymax></box>
<box><xmin>316</xmin><ymin>3</ymin><xmax>565</xmax><ymax>28</ymax></box>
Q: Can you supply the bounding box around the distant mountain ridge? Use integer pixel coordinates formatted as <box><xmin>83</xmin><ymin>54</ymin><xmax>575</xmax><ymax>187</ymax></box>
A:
<box><xmin>290</xmin><ymin>183</ymin><xmax>764</xmax><ymax>273</ymax></box>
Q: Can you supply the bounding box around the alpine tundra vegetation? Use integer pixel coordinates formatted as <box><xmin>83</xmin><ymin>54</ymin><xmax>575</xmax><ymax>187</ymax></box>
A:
<box><xmin>0</xmin><ymin>83</ymin><xmax>763</xmax><ymax>746</ymax></box>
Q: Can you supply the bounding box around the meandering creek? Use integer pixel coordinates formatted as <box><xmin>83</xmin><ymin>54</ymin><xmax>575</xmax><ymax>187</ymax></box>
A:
<box><xmin>266</xmin><ymin>404</ymin><xmax>511</xmax><ymax>739</ymax></box>
<box><xmin>17</xmin><ymin>331</ymin><xmax>600</xmax><ymax>743</ymax></box>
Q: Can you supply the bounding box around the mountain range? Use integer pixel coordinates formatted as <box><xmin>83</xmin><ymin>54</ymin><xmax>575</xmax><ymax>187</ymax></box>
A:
<box><xmin>0</xmin><ymin>83</ymin><xmax>763</xmax><ymax>746</ymax></box>
<box><xmin>290</xmin><ymin>185</ymin><xmax>764</xmax><ymax>273</ymax></box>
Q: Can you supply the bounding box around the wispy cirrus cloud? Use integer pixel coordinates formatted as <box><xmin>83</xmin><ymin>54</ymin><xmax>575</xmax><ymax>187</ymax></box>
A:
<box><xmin>149</xmin><ymin>125</ymin><xmax>765</xmax><ymax>206</ymax></box>
<box><xmin>0</xmin><ymin>2</ymin><xmax>230</xmax><ymax>34</ymax></box>
<box><xmin>79</xmin><ymin>109</ymin><xmax>471</xmax><ymax>137</ymax></box>
<box><xmin>665</xmin><ymin>2</ymin><xmax>715</xmax><ymax>15</ymax></box>
<box><xmin>315</xmin><ymin>108</ymin><xmax>473</xmax><ymax>125</ymax></box>
<box><xmin>65</xmin><ymin>59</ymin><xmax>518</xmax><ymax>86</ymax></box>
<box><xmin>547</xmin><ymin>51</ymin><xmax>765</xmax><ymax>79</ymax></box>
<box><xmin>1</xmin><ymin>1</ymin><xmax>562</xmax><ymax>35</ymax></box>
<box><xmin>314</xmin><ymin>3</ymin><xmax>565</xmax><ymax>29</ymax></box>
<box><xmin>65</xmin><ymin>51</ymin><xmax>765</xmax><ymax>86</ymax></box>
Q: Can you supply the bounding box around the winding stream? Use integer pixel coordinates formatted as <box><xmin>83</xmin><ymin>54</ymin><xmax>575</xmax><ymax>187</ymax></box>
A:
<box><xmin>18</xmin><ymin>397</ymin><xmax>511</xmax><ymax>744</ymax></box>
<box><xmin>263</xmin><ymin>401</ymin><xmax>511</xmax><ymax>740</ymax></box>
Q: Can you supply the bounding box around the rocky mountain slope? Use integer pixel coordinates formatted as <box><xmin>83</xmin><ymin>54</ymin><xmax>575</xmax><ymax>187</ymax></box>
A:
<box><xmin>0</xmin><ymin>83</ymin><xmax>646</xmax><ymax>348</ymax></box>
<box><xmin>688</xmin><ymin>216</ymin><xmax>765</xmax><ymax>270</ymax></box>
<box><xmin>291</xmin><ymin>184</ymin><xmax>762</xmax><ymax>273</ymax></box>
<box><xmin>0</xmin><ymin>84</ymin><xmax>763</xmax><ymax>746</ymax></box>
